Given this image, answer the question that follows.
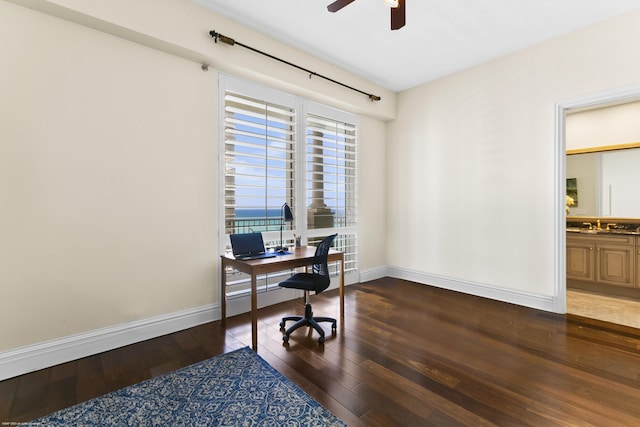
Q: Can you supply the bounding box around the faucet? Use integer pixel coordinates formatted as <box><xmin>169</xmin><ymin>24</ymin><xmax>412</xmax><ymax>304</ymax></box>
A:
<box><xmin>606</xmin><ymin>223</ymin><xmax>617</xmax><ymax>231</ymax></box>
<box><xmin>582</xmin><ymin>222</ymin><xmax>592</xmax><ymax>230</ymax></box>
<box><xmin>596</xmin><ymin>219</ymin><xmax>602</xmax><ymax>230</ymax></box>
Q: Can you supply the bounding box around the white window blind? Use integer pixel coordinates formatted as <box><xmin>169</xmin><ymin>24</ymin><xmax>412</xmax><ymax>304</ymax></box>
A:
<box><xmin>306</xmin><ymin>114</ymin><xmax>357</xmax><ymax>229</ymax></box>
<box><xmin>306</xmin><ymin>113</ymin><xmax>358</xmax><ymax>274</ymax></box>
<box><xmin>222</xmin><ymin>89</ymin><xmax>296</xmax><ymax>299</ymax></box>
<box><xmin>223</xmin><ymin>91</ymin><xmax>296</xmax><ymax>236</ymax></box>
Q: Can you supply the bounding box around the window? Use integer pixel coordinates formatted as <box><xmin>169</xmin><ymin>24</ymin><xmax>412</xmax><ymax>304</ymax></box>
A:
<box><xmin>222</xmin><ymin>91</ymin><xmax>296</xmax><ymax>236</ymax></box>
<box><xmin>305</xmin><ymin>109</ymin><xmax>358</xmax><ymax>275</ymax></box>
<box><xmin>219</xmin><ymin>75</ymin><xmax>358</xmax><ymax>309</ymax></box>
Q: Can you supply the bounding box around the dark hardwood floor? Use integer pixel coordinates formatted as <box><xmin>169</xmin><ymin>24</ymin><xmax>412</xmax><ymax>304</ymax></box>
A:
<box><xmin>3</xmin><ymin>278</ymin><xmax>640</xmax><ymax>426</ymax></box>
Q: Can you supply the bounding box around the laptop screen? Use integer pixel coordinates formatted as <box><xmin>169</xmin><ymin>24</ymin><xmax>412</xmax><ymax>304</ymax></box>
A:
<box><xmin>230</xmin><ymin>232</ymin><xmax>267</xmax><ymax>257</ymax></box>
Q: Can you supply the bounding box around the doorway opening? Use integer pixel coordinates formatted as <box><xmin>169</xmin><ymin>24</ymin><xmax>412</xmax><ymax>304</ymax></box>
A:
<box><xmin>556</xmin><ymin>85</ymin><xmax>640</xmax><ymax>326</ymax></box>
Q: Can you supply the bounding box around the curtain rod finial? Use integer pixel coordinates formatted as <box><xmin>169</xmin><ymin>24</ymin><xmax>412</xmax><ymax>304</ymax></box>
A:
<box><xmin>209</xmin><ymin>30</ymin><xmax>235</xmax><ymax>46</ymax></box>
<box><xmin>369</xmin><ymin>94</ymin><xmax>381</xmax><ymax>102</ymax></box>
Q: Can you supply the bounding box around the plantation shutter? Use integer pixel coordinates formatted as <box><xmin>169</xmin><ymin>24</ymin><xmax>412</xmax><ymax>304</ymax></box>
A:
<box><xmin>306</xmin><ymin>113</ymin><xmax>358</xmax><ymax>274</ymax></box>
<box><xmin>223</xmin><ymin>91</ymin><xmax>296</xmax><ymax>236</ymax></box>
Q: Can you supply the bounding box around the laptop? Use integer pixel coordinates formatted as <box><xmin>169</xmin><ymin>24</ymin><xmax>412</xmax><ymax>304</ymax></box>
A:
<box><xmin>230</xmin><ymin>232</ymin><xmax>276</xmax><ymax>260</ymax></box>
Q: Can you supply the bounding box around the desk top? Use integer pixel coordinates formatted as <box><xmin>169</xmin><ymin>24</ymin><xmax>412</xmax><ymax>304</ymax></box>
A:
<box><xmin>221</xmin><ymin>246</ymin><xmax>343</xmax><ymax>273</ymax></box>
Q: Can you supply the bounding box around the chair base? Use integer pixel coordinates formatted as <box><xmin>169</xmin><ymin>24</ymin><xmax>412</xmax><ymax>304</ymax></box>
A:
<box><xmin>280</xmin><ymin>303</ymin><xmax>336</xmax><ymax>343</ymax></box>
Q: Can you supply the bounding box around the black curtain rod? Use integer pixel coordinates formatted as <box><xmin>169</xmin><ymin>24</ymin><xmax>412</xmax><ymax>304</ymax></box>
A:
<box><xmin>209</xmin><ymin>30</ymin><xmax>381</xmax><ymax>102</ymax></box>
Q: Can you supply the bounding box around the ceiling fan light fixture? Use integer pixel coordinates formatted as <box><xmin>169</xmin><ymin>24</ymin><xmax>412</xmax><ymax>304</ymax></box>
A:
<box><xmin>328</xmin><ymin>0</ymin><xmax>405</xmax><ymax>30</ymax></box>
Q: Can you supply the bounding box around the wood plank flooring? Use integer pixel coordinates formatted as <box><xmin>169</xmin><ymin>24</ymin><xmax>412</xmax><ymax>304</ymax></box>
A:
<box><xmin>3</xmin><ymin>278</ymin><xmax>640</xmax><ymax>426</ymax></box>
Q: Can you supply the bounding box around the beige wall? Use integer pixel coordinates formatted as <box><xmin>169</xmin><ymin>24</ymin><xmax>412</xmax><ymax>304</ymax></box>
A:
<box><xmin>0</xmin><ymin>0</ymin><xmax>388</xmax><ymax>353</ymax></box>
<box><xmin>0</xmin><ymin>2</ymin><xmax>217</xmax><ymax>350</ymax></box>
<box><xmin>387</xmin><ymin>9</ymin><xmax>640</xmax><ymax>296</ymax></box>
<box><xmin>357</xmin><ymin>115</ymin><xmax>387</xmax><ymax>270</ymax></box>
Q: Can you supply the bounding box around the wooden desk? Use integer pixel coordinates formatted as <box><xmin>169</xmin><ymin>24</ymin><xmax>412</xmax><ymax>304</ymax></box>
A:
<box><xmin>220</xmin><ymin>246</ymin><xmax>344</xmax><ymax>350</ymax></box>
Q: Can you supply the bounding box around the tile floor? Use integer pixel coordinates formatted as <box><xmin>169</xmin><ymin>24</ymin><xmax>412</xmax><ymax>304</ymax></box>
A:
<box><xmin>567</xmin><ymin>289</ymin><xmax>640</xmax><ymax>329</ymax></box>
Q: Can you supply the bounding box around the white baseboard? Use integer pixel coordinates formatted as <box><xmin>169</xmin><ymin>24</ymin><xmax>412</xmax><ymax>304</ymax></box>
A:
<box><xmin>359</xmin><ymin>266</ymin><xmax>388</xmax><ymax>283</ymax></box>
<box><xmin>385</xmin><ymin>266</ymin><xmax>557</xmax><ymax>313</ymax></box>
<box><xmin>0</xmin><ymin>304</ymin><xmax>219</xmax><ymax>381</ymax></box>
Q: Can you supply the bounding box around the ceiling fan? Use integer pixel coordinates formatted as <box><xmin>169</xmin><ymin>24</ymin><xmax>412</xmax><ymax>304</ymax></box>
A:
<box><xmin>327</xmin><ymin>0</ymin><xmax>406</xmax><ymax>30</ymax></box>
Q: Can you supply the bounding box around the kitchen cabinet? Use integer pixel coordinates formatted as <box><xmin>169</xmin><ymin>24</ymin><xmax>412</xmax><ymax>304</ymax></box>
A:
<box><xmin>567</xmin><ymin>233</ymin><xmax>635</xmax><ymax>290</ymax></box>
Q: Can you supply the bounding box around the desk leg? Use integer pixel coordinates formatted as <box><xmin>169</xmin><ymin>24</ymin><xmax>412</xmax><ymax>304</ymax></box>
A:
<box><xmin>220</xmin><ymin>257</ymin><xmax>226</xmax><ymax>327</ymax></box>
<box><xmin>251</xmin><ymin>273</ymin><xmax>258</xmax><ymax>351</ymax></box>
<box><xmin>340</xmin><ymin>254</ymin><xmax>345</xmax><ymax>319</ymax></box>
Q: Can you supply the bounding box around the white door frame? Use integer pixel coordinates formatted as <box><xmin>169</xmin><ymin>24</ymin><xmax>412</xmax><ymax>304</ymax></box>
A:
<box><xmin>554</xmin><ymin>84</ymin><xmax>640</xmax><ymax>313</ymax></box>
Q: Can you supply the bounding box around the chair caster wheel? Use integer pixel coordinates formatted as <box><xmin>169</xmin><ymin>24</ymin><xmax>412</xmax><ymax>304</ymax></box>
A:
<box><xmin>318</xmin><ymin>336</ymin><xmax>325</xmax><ymax>343</ymax></box>
<box><xmin>283</xmin><ymin>335</ymin><xmax>289</xmax><ymax>343</ymax></box>
<box><xmin>279</xmin><ymin>321</ymin><xmax>285</xmax><ymax>329</ymax></box>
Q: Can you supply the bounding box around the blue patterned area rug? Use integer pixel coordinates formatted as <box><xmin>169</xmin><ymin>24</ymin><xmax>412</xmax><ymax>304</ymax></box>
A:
<box><xmin>34</xmin><ymin>347</ymin><xmax>347</xmax><ymax>426</ymax></box>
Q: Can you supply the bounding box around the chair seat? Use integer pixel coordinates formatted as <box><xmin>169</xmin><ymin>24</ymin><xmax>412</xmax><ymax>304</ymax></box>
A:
<box><xmin>278</xmin><ymin>272</ymin><xmax>329</xmax><ymax>293</ymax></box>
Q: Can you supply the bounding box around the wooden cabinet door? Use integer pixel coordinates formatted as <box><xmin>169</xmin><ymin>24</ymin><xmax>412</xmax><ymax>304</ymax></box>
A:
<box><xmin>596</xmin><ymin>242</ymin><xmax>634</xmax><ymax>287</ymax></box>
<box><xmin>566</xmin><ymin>237</ymin><xmax>594</xmax><ymax>282</ymax></box>
<box><xmin>636</xmin><ymin>238</ymin><xmax>640</xmax><ymax>289</ymax></box>
<box><xmin>636</xmin><ymin>250</ymin><xmax>640</xmax><ymax>289</ymax></box>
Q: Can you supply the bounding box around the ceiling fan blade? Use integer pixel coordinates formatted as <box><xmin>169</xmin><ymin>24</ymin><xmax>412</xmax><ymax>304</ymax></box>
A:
<box><xmin>391</xmin><ymin>0</ymin><xmax>406</xmax><ymax>30</ymax></box>
<box><xmin>327</xmin><ymin>0</ymin><xmax>356</xmax><ymax>13</ymax></box>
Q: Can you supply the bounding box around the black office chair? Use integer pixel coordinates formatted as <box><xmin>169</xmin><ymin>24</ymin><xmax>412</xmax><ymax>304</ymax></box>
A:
<box><xmin>279</xmin><ymin>234</ymin><xmax>338</xmax><ymax>343</ymax></box>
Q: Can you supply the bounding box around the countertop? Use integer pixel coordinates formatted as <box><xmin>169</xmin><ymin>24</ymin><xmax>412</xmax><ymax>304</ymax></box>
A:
<box><xmin>567</xmin><ymin>227</ymin><xmax>640</xmax><ymax>235</ymax></box>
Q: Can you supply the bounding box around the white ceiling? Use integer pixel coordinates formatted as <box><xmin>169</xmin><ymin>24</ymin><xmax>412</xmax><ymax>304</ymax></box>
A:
<box><xmin>192</xmin><ymin>0</ymin><xmax>640</xmax><ymax>92</ymax></box>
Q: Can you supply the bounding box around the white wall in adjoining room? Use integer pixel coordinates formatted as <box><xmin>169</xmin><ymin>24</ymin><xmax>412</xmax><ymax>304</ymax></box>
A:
<box><xmin>566</xmin><ymin>101</ymin><xmax>640</xmax><ymax>151</ymax></box>
<box><xmin>386</xmin><ymin>9</ymin><xmax>640</xmax><ymax>306</ymax></box>
<box><xmin>566</xmin><ymin>101</ymin><xmax>640</xmax><ymax>217</ymax></box>
<box><xmin>565</xmin><ymin>154</ymin><xmax>599</xmax><ymax>217</ymax></box>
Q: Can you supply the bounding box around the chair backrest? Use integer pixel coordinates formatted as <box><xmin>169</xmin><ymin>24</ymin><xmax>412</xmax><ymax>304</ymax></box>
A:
<box><xmin>312</xmin><ymin>234</ymin><xmax>338</xmax><ymax>293</ymax></box>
